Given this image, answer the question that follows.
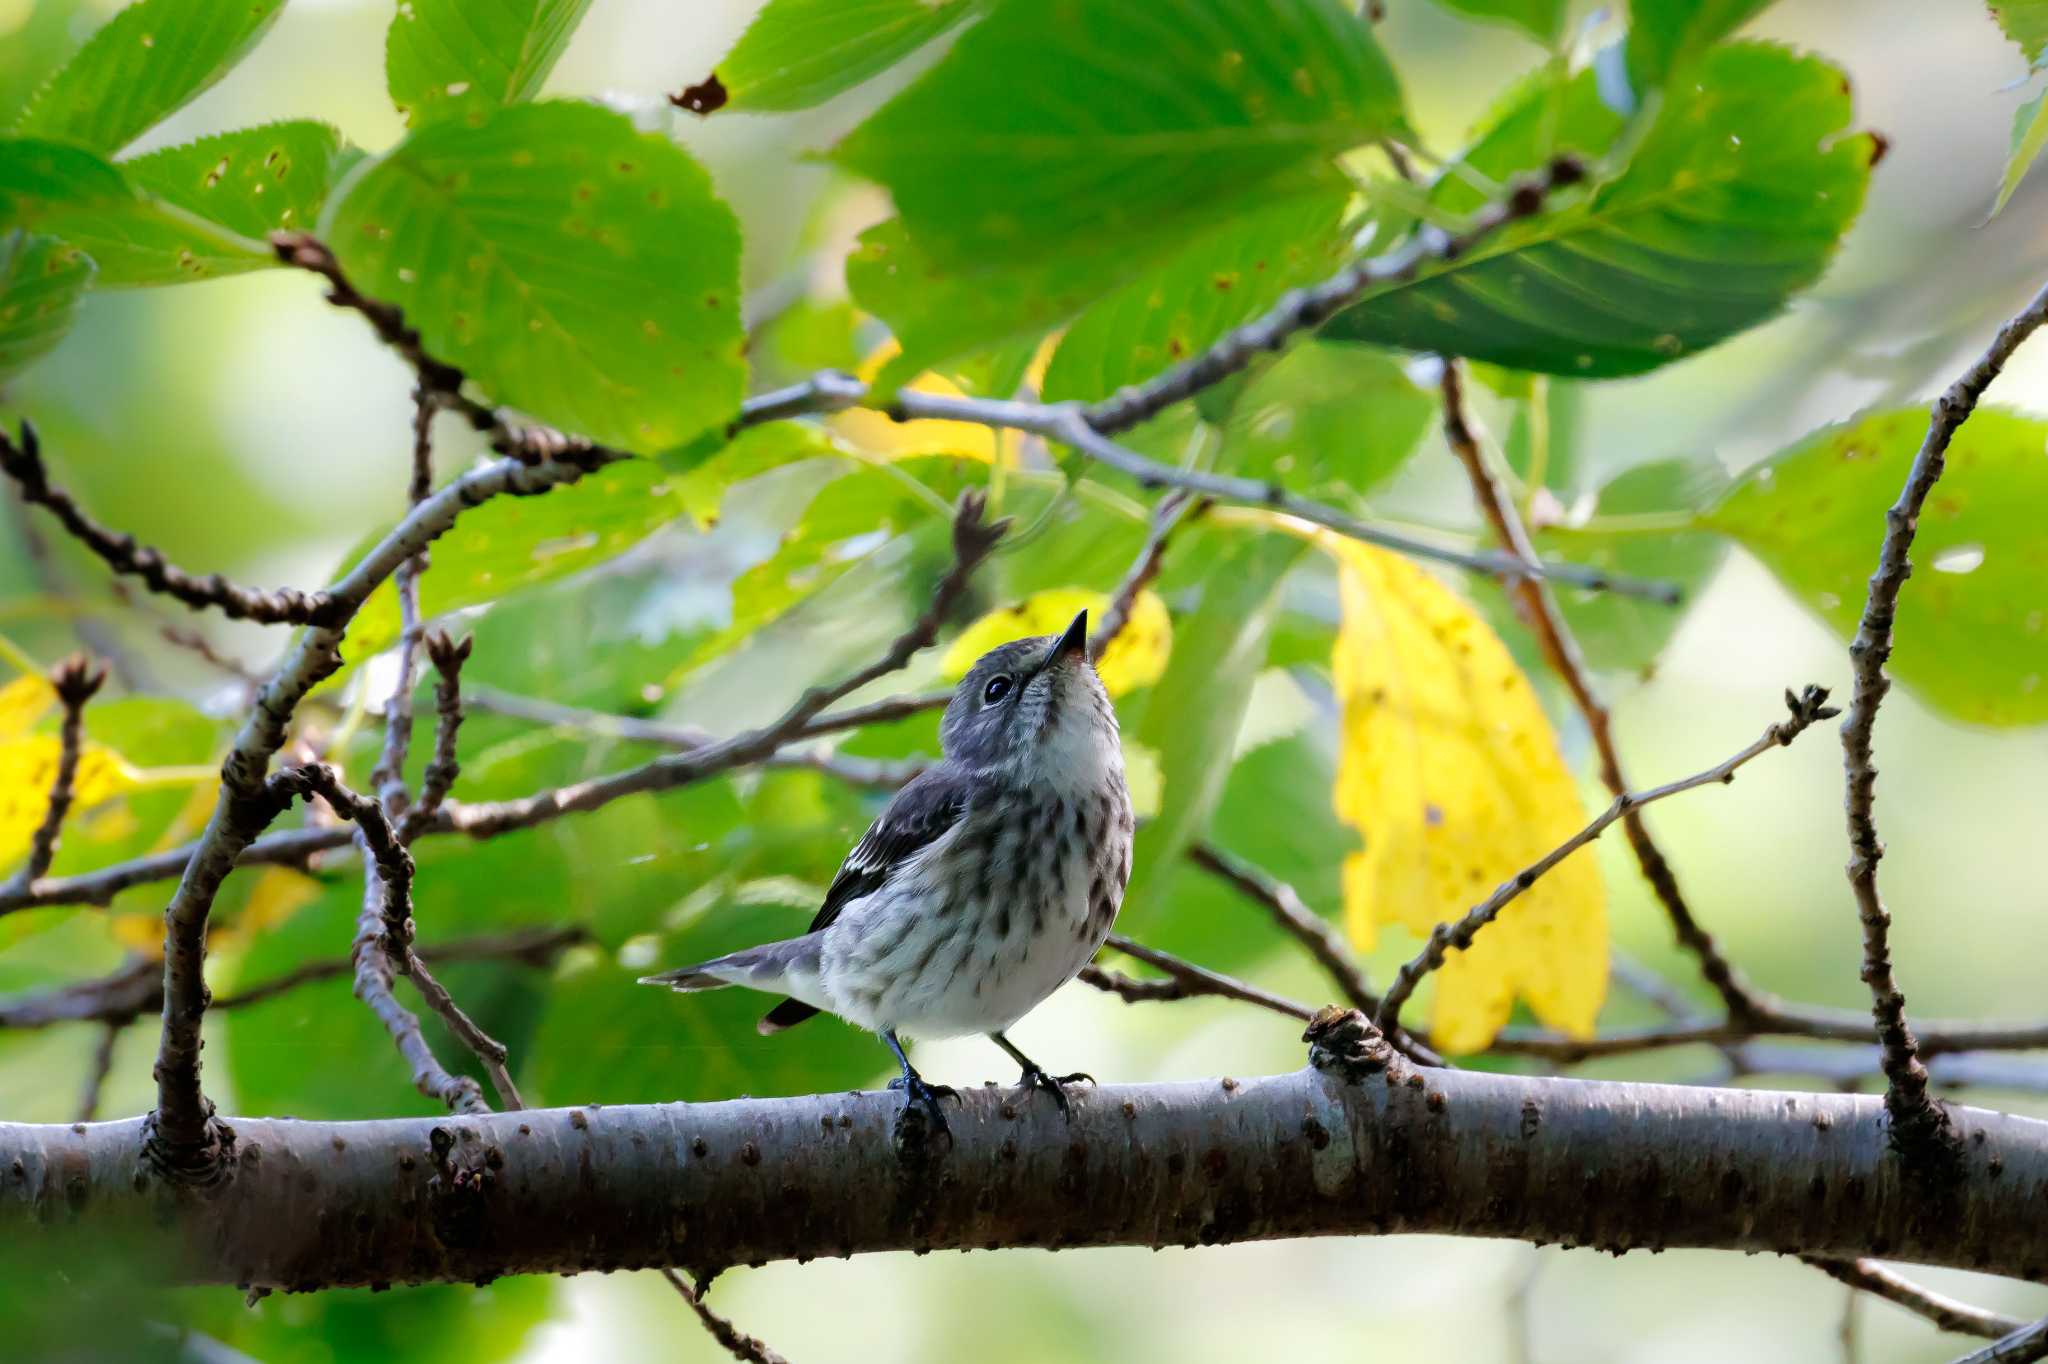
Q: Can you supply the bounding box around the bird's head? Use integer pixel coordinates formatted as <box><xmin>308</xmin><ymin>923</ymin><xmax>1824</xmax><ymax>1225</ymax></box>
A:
<box><xmin>939</xmin><ymin>610</ymin><xmax>1118</xmax><ymax>776</ymax></box>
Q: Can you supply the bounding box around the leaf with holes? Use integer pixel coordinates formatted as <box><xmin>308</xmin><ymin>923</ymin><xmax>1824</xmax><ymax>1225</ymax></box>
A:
<box><xmin>1323</xmin><ymin>43</ymin><xmax>1876</xmax><ymax>376</ymax></box>
<box><xmin>0</xmin><ymin>230</ymin><xmax>92</xmax><ymax>382</ymax></box>
<box><xmin>322</xmin><ymin>100</ymin><xmax>744</xmax><ymax>454</ymax></box>
<box><xmin>696</xmin><ymin>0</ymin><xmax>983</xmax><ymax>113</ymax></box>
<box><xmin>10</xmin><ymin>0</ymin><xmax>285</xmax><ymax>155</ymax></box>
<box><xmin>834</xmin><ymin>0</ymin><xmax>1404</xmax><ymax>269</ymax></box>
<box><xmin>1701</xmin><ymin>407</ymin><xmax>2048</xmax><ymax>727</ymax></box>
<box><xmin>0</xmin><ymin>138</ymin><xmax>270</xmax><ymax>285</ymax></box>
<box><xmin>1326</xmin><ymin>534</ymin><xmax>1606</xmax><ymax>1052</ymax></box>
<box><xmin>386</xmin><ymin>0</ymin><xmax>597</xmax><ymax>126</ymax></box>
<box><xmin>121</xmin><ymin>121</ymin><xmax>359</xmax><ymax>242</ymax></box>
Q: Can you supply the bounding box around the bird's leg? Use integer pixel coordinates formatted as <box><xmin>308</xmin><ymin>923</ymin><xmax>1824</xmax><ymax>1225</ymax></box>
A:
<box><xmin>989</xmin><ymin>1031</ymin><xmax>1093</xmax><ymax>1119</ymax></box>
<box><xmin>882</xmin><ymin>1029</ymin><xmax>959</xmax><ymax>1136</ymax></box>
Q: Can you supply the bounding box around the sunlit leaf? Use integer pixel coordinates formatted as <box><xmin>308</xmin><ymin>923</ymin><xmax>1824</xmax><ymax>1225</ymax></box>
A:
<box><xmin>1991</xmin><ymin>0</ymin><xmax>2048</xmax><ymax>70</ymax></box>
<box><xmin>1215</xmin><ymin>342</ymin><xmax>1435</xmax><ymax>498</ymax></box>
<box><xmin>120</xmin><ymin>120</ymin><xmax>358</xmax><ymax>243</ymax></box>
<box><xmin>1994</xmin><ymin>87</ymin><xmax>2048</xmax><ymax>217</ymax></box>
<box><xmin>386</xmin><ymin>0</ymin><xmax>597</xmax><ymax>126</ymax></box>
<box><xmin>699</xmin><ymin>0</ymin><xmax>982</xmax><ymax>112</ymax></box>
<box><xmin>0</xmin><ymin>137</ymin><xmax>270</xmax><ymax>285</ymax></box>
<box><xmin>940</xmin><ymin>586</ymin><xmax>1172</xmax><ymax>698</ymax></box>
<box><xmin>0</xmin><ymin>229</ymin><xmax>92</xmax><ymax>383</ymax></box>
<box><xmin>10</xmin><ymin>0</ymin><xmax>285</xmax><ymax>155</ymax></box>
<box><xmin>1324</xmin><ymin>43</ymin><xmax>1876</xmax><ymax>377</ymax></box>
<box><xmin>832</xmin><ymin>339</ymin><xmax>1004</xmax><ymax>462</ymax></box>
<box><xmin>1701</xmin><ymin>406</ymin><xmax>2048</xmax><ymax>727</ymax></box>
<box><xmin>323</xmin><ymin>100</ymin><xmax>745</xmax><ymax>454</ymax></box>
<box><xmin>0</xmin><ymin>737</ymin><xmax>134</xmax><ymax>870</ymax></box>
<box><xmin>0</xmin><ymin>673</ymin><xmax>52</xmax><ymax>737</ymax></box>
<box><xmin>1327</xmin><ymin>535</ymin><xmax>1606</xmax><ymax>1052</ymax></box>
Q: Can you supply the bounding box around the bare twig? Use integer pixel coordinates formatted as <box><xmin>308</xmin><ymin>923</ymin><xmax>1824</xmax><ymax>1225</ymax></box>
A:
<box><xmin>1187</xmin><ymin>841</ymin><xmax>1379</xmax><ymax>1014</ymax></box>
<box><xmin>1840</xmin><ymin>279</ymin><xmax>2048</xmax><ymax>1158</ymax></box>
<box><xmin>4</xmin><ymin>653</ymin><xmax>106</xmax><ymax>895</ymax></box>
<box><xmin>1094</xmin><ymin>491</ymin><xmax>1196</xmax><ymax>656</ymax></box>
<box><xmin>1949</xmin><ymin>1316</ymin><xmax>2048</xmax><ymax>1364</ymax></box>
<box><xmin>1806</xmin><ymin>1259</ymin><xmax>2025</xmax><ymax>1340</ymax></box>
<box><xmin>659</xmin><ymin>1270</ymin><xmax>790</xmax><ymax>1364</ymax></box>
<box><xmin>1091</xmin><ymin>935</ymin><xmax>1316</xmax><ymax>1023</ymax></box>
<box><xmin>1378</xmin><ymin>687</ymin><xmax>1839</xmax><ymax>1039</ymax></box>
<box><xmin>370</xmin><ymin>386</ymin><xmax>439</xmax><ymax>816</ymax></box>
<box><xmin>75</xmin><ymin>1019</ymin><xmax>122</xmax><ymax>1123</ymax></box>
<box><xmin>0</xmin><ymin>422</ymin><xmax>331</xmax><ymax>626</ymax></box>
<box><xmin>1437</xmin><ymin>356</ymin><xmax>1771</xmax><ymax>1023</ymax></box>
<box><xmin>409</xmin><ymin>630</ymin><xmax>472</xmax><ymax>827</ymax></box>
<box><xmin>1082</xmin><ymin>158</ymin><xmax>1588</xmax><ymax>436</ymax></box>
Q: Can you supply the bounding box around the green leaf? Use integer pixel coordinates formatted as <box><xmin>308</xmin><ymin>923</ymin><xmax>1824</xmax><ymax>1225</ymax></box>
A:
<box><xmin>703</xmin><ymin>0</ymin><xmax>982</xmax><ymax>112</ymax></box>
<box><xmin>1626</xmin><ymin>0</ymin><xmax>1774</xmax><ymax>92</ymax></box>
<box><xmin>1701</xmin><ymin>407</ymin><xmax>2048</xmax><ymax>727</ymax></box>
<box><xmin>833</xmin><ymin>0</ymin><xmax>1404</xmax><ymax>268</ymax></box>
<box><xmin>1215</xmin><ymin>341</ymin><xmax>1435</xmax><ymax>498</ymax></box>
<box><xmin>11</xmin><ymin>0</ymin><xmax>285</xmax><ymax>155</ymax></box>
<box><xmin>1526</xmin><ymin>458</ymin><xmax>1726</xmax><ymax>676</ymax></box>
<box><xmin>1994</xmin><ymin>87</ymin><xmax>2048</xmax><ymax>217</ymax></box>
<box><xmin>0</xmin><ymin>229</ymin><xmax>92</xmax><ymax>383</ymax></box>
<box><xmin>121</xmin><ymin>120</ymin><xmax>357</xmax><ymax>241</ymax></box>
<box><xmin>0</xmin><ymin>137</ymin><xmax>271</xmax><ymax>285</ymax></box>
<box><xmin>1991</xmin><ymin>0</ymin><xmax>2048</xmax><ymax>70</ymax></box>
<box><xmin>1117</xmin><ymin>527</ymin><xmax>1307</xmax><ymax>935</ymax></box>
<box><xmin>346</xmin><ymin>425</ymin><xmax>831</xmax><ymax>659</ymax></box>
<box><xmin>1041</xmin><ymin>188</ymin><xmax>1351</xmax><ymax>403</ymax></box>
<box><xmin>1428</xmin><ymin>0</ymin><xmax>1569</xmax><ymax>45</ymax></box>
<box><xmin>386</xmin><ymin>0</ymin><xmax>597</xmax><ymax>126</ymax></box>
<box><xmin>207</xmin><ymin>1280</ymin><xmax>552</xmax><ymax>1364</ymax></box>
<box><xmin>322</xmin><ymin>100</ymin><xmax>745</xmax><ymax>454</ymax></box>
<box><xmin>1324</xmin><ymin>43</ymin><xmax>1876</xmax><ymax>377</ymax></box>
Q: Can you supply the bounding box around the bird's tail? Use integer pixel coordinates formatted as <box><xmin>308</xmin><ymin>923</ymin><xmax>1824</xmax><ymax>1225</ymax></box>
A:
<box><xmin>637</xmin><ymin>936</ymin><xmax>817</xmax><ymax>995</ymax></box>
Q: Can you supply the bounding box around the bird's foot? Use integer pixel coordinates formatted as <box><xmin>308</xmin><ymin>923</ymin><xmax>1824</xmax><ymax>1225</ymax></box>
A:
<box><xmin>1012</xmin><ymin>1066</ymin><xmax>1094</xmax><ymax>1120</ymax></box>
<box><xmin>888</xmin><ymin>1072</ymin><xmax>961</xmax><ymax>1137</ymax></box>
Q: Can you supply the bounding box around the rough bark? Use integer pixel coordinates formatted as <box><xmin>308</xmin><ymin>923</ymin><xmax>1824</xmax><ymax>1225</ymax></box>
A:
<box><xmin>7</xmin><ymin>1041</ymin><xmax>2045</xmax><ymax>1291</ymax></box>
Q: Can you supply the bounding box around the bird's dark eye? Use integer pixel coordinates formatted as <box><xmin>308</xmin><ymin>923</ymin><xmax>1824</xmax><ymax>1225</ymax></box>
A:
<box><xmin>982</xmin><ymin>674</ymin><xmax>1012</xmax><ymax>705</ymax></box>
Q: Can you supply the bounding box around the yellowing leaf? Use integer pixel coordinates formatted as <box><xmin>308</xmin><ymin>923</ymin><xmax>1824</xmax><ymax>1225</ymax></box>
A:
<box><xmin>0</xmin><ymin>737</ymin><xmax>137</xmax><ymax>869</ymax></box>
<box><xmin>1327</xmin><ymin>538</ymin><xmax>1606</xmax><ymax>1053</ymax></box>
<box><xmin>110</xmin><ymin>912</ymin><xmax>162</xmax><ymax>956</ymax></box>
<box><xmin>832</xmin><ymin>339</ymin><xmax>1005</xmax><ymax>462</ymax></box>
<box><xmin>239</xmin><ymin>866</ymin><xmax>321</xmax><ymax>934</ymax></box>
<box><xmin>941</xmin><ymin>587</ymin><xmax>1171</xmax><ymax>698</ymax></box>
<box><xmin>1121</xmin><ymin>738</ymin><xmax>1164</xmax><ymax>818</ymax></box>
<box><xmin>0</xmin><ymin>674</ymin><xmax>54</xmax><ymax>738</ymax></box>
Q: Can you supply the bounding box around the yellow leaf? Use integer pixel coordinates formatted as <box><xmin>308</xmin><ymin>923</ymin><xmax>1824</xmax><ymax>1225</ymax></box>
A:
<box><xmin>940</xmin><ymin>587</ymin><xmax>1171</xmax><ymax>698</ymax></box>
<box><xmin>0</xmin><ymin>674</ymin><xmax>54</xmax><ymax>739</ymax></box>
<box><xmin>832</xmin><ymin>339</ymin><xmax>1005</xmax><ymax>463</ymax></box>
<box><xmin>239</xmin><ymin>866</ymin><xmax>322</xmax><ymax>934</ymax></box>
<box><xmin>1122</xmin><ymin>738</ymin><xmax>1164</xmax><ymax>818</ymax></box>
<box><xmin>1327</xmin><ymin>538</ymin><xmax>1606</xmax><ymax>1053</ymax></box>
<box><xmin>0</xmin><ymin>738</ymin><xmax>138</xmax><ymax>870</ymax></box>
<box><xmin>110</xmin><ymin>912</ymin><xmax>162</xmax><ymax>956</ymax></box>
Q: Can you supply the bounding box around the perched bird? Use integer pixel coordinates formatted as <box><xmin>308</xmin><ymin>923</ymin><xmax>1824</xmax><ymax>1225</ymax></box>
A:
<box><xmin>641</xmin><ymin>609</ymin><xmax>1134</xmax><ymax>1133</ymax></box>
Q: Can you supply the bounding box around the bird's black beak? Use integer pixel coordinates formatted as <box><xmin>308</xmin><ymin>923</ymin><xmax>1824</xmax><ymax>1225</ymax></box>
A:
<box><xmin>1050</xmin><ymin>609</ymin><xmax>1088</xmax><ymax>666</ymax></box>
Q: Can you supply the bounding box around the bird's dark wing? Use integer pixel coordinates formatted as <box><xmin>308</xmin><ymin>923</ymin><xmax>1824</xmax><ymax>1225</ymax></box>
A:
<box><xmin>760</xmin><ymin>765</ymin><xmax>972</xmax><ymax>1034</ymax></box>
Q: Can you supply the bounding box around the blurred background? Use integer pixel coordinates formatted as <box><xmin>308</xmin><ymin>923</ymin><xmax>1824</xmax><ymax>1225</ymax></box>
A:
<box><xmin>3</xmin><ymin>0</ymin><xmax>2047</xmax><ymax>1360</ymax></box>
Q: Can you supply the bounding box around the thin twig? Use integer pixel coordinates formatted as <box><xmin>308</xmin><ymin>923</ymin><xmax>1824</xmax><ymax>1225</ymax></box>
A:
<box><xmin>75</xmin><ymin>1019</ymin><xmax>122</xmax><ymax>1123</ymax></box>
<box><xmin>370</xmin><ymin>386</ymin><xmax>439</xmax><ymax>816</ymax></box>
<box><xmin>1806</xmin><ymin>1259</ymin><xmax>2025</xmax><ymax>1340</ymax></box>
<box><xmin>0</xmin><ymin>422</ymin><xmax>331</xmax><ymax>626</ymax></box>
<box><xmin>4</xmin><ymin>652</ymin><xmax>107</xmax><ymax>894</ymax></box>
<box><xmin>1091</xmin><ymin>935</ymin><xmax>1316</xmax><ymax>1023</ymax></box>
<box><xmin>1840</xmin><ymin>278</ymin><xmax>2048</xmax><ymax>1157</ymax></box>
<box><xmin>659</xmin><ymin>1269</ymin><xmax>790</xmax><ymax>1364</ymax></box>
<box><xmin>1378</xmin><ymin>687</ymin><xmax>1839</xmax><ymax>1039</ymax></box>
<box><xmin>1948</xmin><ymin>1315</ymin><xmax>2048</xmax><ymax>1364</ymax></box>
<box><xmin>1186</xmin><ymin>841</ymin><xmax>1379</xmax><ymax>1014</ymax></box>
<box><xmin>409</xmin><ymin>630</ymin><xmax>472</xmax><ymax>828</ymax></box>
<box><xmin>1437</xmin><ymin>356</ymin><xmax>1771</xmax><ymax>1023</ymax></box>
<box><xmin>1082</xmin><ymin>158</ymin><xmax>1588</xmax><ymax>435</ymax></box>
<box><xmin>1094</xmin><ymin>491</ymin><xmax>1195</xmax><ymax>656</ymax></box>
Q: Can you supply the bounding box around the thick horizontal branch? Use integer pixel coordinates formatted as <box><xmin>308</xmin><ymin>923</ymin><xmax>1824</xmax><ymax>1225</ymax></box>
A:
<box><xmin>9</xmin><ymin>1026</ymin><xmax>2048</xmax><ymax>1288</ymax></box>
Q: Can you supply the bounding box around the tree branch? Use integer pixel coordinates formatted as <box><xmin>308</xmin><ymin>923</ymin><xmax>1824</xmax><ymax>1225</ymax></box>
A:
<box><xmin>1807</xmin><ymin>1259</ymin><xmax>2022</xmax><ymax>1340</ymax></box>
<box><xmin>1952</xmin><ymin>1316</ymin><xmax>2048</xmax><ymax>1364</ymax></box>
<box><xmin>408</xmin><ymin>630</ymin><xmax>472</xmax><ymax>829</ymax></box>
<box><xmin>1186</xmin><ymin>841</ymin><xmax>1379</xmax><ymax>1015</ymax></box>
<box><xmin>1436</xmin><ymin>356</ymin><xmax>1774</xmax><ymax>1024</ymax></box>
<box><xmin>1378</xmin><ymin>685</ymin><xmax>1839</xmax><ymax>1037</ymax></box>
<box><xmin>1839</xmin><ymin>278</ymin><xmax>2048</xmax><ymax>1160</ymax></box>
<box><xmin>660</xmin><ymin>1270</ymin><xmax>790</xmax><ymax>1364</ymax></box>
<box><xmin>3</xmin><ymin>652</ymin><xmax>107</xmax><ymax>896</ymax></box>
<box><xmin>0</xmin><ymin>422</ymin><xmax>332</xmax><ymax>626</ymax></box>
<box><xmin>1092</xmin><ymin>934</ymin><xmax>1315</xmax><ymax>1022</ymax></box>
<box><xmin>12</xmin><ymin>1023</ymin><xmax>2048</xmax><ymax>1287</ymax></box>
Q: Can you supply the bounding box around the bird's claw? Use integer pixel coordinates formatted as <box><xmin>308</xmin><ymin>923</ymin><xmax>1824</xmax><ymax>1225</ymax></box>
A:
<box><xmin>1013</xmin><ymin>1066</ymin><xmax>1094</xmax><ymax>1119</ymax></box>
<box><xmin>888</xmin><ymin>1073</ymin><xmax>961</xmax><ymax>1135</ymax></box>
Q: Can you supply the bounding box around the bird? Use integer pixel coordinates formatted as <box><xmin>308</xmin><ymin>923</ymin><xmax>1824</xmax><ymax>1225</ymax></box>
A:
<box><xmin>640</xmin><ymin>608</ymin><xmax>1134</xmax><ymax>1135</ymax></box>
